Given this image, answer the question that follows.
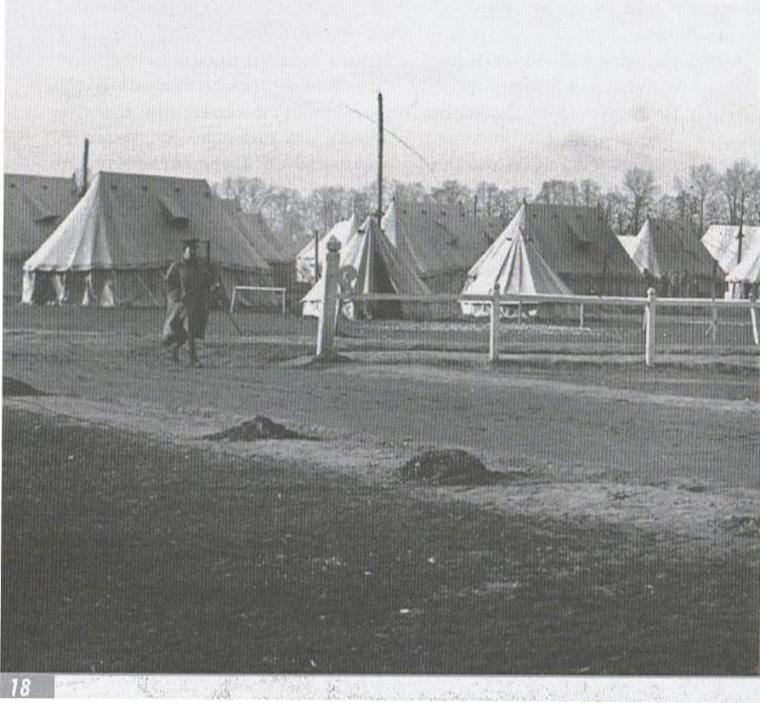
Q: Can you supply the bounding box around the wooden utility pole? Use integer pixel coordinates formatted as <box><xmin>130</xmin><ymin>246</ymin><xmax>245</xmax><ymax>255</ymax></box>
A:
<box><xmin>313</xmin><ymin>229</ymin><xmax>320</xmax><ymax>282</ymax></box>
<box><xmin>80</xmin><ymin>138</ymin><xmax>90</xmax><ymax>196</ymax></box>
<box><xmin>377</xmin><ymin>92</ymin><xmax>384</xmax><ymax>217</ymax></box>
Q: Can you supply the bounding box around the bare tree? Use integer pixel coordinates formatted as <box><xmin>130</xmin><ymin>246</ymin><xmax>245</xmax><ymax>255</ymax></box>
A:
<box><xmin>687</xmin><ymin>163</ymin><xmax>720</xmax><ymax>234</ymax></box>
<box><xmin>390</xmin><ymin>180</ymin><xmax>428</xmax><ymax>205</ymax></box>
<box><xmin>722</xmin><ymin>160</ymin><xmax>755</xmax><ymax>225</ymax></box>
<box><xmin>430</xmin><ymin>180</ymin><xmax>473</xmax><ymax>208</ymax></box>
<box><xmin>536</xmin><ymin>180</ymin><xmax>579</xmax><ymax>205</ymax></box>
<box><xmin>580</xmin><ymin>179</ymin><xmax>601</xmax><ymax>208</ymax></box>
<box><xmin>748</xmin><ymin>170</ymin><xmax>760</xmax><ymax>226</ymax></box>
<box><xmin>623</xmin><ymin>168</ymin><xmax>658</xmax><ymax>235</ymax></box>
<box><xmin>654</xmin><ymin>194</ymin><xmax>678</xmax><ymax>221</ymax></box>
<box><xmin>600</xmin><ymin>190</ymin><xmax>630</xmax><ymax>237</ymax></box>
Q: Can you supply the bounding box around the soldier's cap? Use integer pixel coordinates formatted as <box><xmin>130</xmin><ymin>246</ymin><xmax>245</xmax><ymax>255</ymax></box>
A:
<box><xmin>182</xmin><ymin>238</ymin><xmax>200</xmax><ymax>248</ymax></box>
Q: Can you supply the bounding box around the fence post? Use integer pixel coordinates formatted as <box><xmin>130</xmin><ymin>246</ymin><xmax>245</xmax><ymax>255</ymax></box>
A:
<box><xmin>751</xmin><ymin>295</ymin><xmax>759</xmax><ymax>346</ymax></box>
<box><xmin>645</xmin><ymin>287</ymin><xmax>656</xmax><ymax>367</ymax></box>
<box><xmin>579</xmin><ymin>303</ymin><xmax>585</xmax><ymax>329</ymax></box>
<box><xmin>711</xmin><ymin>305</ymin><xmax>718</xmax><ymax>345</ymax></box>
<box><xmin>489</xmin><ymin>284</ymin><xmax>500</xmax><ymax>363</ymax></box>
<box><xmin>316</xmin><ymin>237</ymin><xmax>341</xmax><ymax>358</ymax></box>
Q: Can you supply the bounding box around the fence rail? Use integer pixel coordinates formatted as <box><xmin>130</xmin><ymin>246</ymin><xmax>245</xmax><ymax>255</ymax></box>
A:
<box><xmin>314</xmin><ymin>235</ymin><xmax>760</xmax><ymax>366</ymax></box>
<box><xmin>230</xmin><ymin>285</ymin><xmax>287</xmax><ymax>315</ymax></box>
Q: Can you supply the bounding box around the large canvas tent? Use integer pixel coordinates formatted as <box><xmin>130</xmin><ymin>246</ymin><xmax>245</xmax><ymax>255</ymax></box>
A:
<box><xmin>4</xmin><ymin>174</ymin><xmax>81</xmax><ymax>299</ymax></box>
<box><xmin>465</xmin><ymin>203</ymin><xmax>642</xmax><ymax>297</ymax></box>
<box><xmin>296</xmin><ymin>215</ymin><xmax>358</xmax><ymax>284</ymax></box>
<box><xmin>301</xmin><ymin>215</ymin><xmax>430</xmax><ymax>319</ymax></box>
<box><xmin>381</xmin><ymin>199</ymin><xmax>504</xmax><ymax>292</ymax></box>
<box><xmin>701</xmin><ymin>224</ymin><xmax>760</xmax><ymax>298</ymax></box>
<box><xmin>621</xmin><ymin>217</ymin><xmax>718</xmax><ymax>297</ymax></box>
<box><xmin>461</xmin><ymin>227</ymin><xmax>571</xmax><ymax>317</ymax></box>
<box><xmin>23</xmin><ymin>171</ymin><xmax>272</xmax><ymax>306</ymax></box>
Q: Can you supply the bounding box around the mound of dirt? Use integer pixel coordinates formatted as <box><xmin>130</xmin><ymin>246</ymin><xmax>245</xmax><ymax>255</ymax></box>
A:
<box><xmin>3</xmin><ymin>377</ymin><xmax>46</xmax><ymax>397</ymax></box>
<box><xmin>726</xmin><ymin>516</ymin><xmax>760</xmax><ymax>536</ymax></box>
<box><xmin>397</xmin><ymin>449</ymin><xmax>497</xmax><ymax>486</ymax></box>
<box><xmin>201</xmin><ymin>416</ymin><xmax>312</xmax><ymax>441</ymax></box>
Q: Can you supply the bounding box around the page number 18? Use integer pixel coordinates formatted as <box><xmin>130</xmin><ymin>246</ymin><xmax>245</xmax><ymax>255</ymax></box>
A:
<box><xmin>10</xmin><ymin>679</ymin><xmax>31</xmax><ymax>697</ymax></box>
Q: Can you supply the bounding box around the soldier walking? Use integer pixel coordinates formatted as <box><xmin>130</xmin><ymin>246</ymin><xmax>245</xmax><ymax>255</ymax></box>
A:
<box><xmin>162</xmin><ymin>239</ymin><xmax>219</xmax><ymax>367</ymax></box>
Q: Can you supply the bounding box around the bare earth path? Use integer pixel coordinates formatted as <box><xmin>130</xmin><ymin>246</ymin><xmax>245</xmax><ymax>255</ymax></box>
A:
<box><xmin>2</xmin><ymin>308</ymin><xmax>759</xmax><ymax>674</ymax></box>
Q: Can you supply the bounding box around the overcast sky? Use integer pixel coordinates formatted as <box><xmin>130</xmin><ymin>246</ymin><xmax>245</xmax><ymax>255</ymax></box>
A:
<box><xmin>4</xmin><ymin>0</ymin><xmax>760</xmax><ymax>193</ymax></box>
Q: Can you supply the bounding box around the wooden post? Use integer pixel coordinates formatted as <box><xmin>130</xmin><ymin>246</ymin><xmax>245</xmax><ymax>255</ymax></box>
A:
<box><xmin>377</xmin><ymin>92</ymin><xmax>384</xmax><ymax>215</ymax></box>
<box><xmin>645</xmin><ymin>287</ymin><xmax>656</xmax><ymax>367</ymax></box>
<box><xmin>750</xmin><ymin>295</ymin><xmax>759</xmax><ymax>346</ymax></box>
<box><xmin>313</xmin><ymin>229</ymin><xmax>320</xmax><ymax>282</ymax></box>
<box><xmin>80</xmin><ymin>138</ymin><xmax>89</xmax><ymax>196</ymax></box>
<box><xmin>316</xmin><ymin>237</ymin><xmax>341</xmax><ymax>358</ymax></box>
<box><xmin>711</xmin><ymin>305</ymin><xmax>718</xmax><ymax>345</ymax></box>
<box><xmin>489</xmin><ymin>284</ymin><xmax>500</xmax><ymax>363</ymax></box>
<box><xmin>579</xmin><ymin>303</ymin><xmax>585</xmax><ymax>329</ymax></box>
<box><xmin>517</xmin><ymin>300</ymin><xmax>523</xmax><ymax>325</ymax></box>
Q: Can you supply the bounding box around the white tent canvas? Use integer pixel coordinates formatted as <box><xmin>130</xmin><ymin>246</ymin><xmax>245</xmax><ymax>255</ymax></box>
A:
<box><xmin>295</xmin><ymin>215</ymin><xmax>358</xmax><ymax>284</ymax></box>
<box><xmin>702</xmin><ymin>225</ymin><xmax>760</xmax><ymax>274</ymax></box>
<box><xmin>460</xmin><ymin>209</ymin><xmax>571</xmax><ymax>317</ymax></box>
<box><xmin>301</xmin><ymin>222</ymin><xmax>366</xmax><ymax>317</ymax></box>
<box><xmin>702</xmin><ymin>224</ymin><xmax>760</xmax><ymax>298</ymax></box>
<box><xmin>726</xmin><ymin>238</ymin><xmax>760</xmax><ymax>285</ymax></box>
<box><xmin>301</xmin><ymin>215</ymin><xmax>430</xmax><ymax>319</ymax></box>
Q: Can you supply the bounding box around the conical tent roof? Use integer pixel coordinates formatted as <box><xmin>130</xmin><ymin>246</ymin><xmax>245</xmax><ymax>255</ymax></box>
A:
<box><xmin>726</xmin><ymin>238</ymin><xmax>760</xmax><ymax>284</ymax></box>
<box><xmin>301</xmin><ymin>215</ymin><xmax>430</xmax><ymax>317</ymax></box>
<box><xmin>24</xmin><ymin>172</ymin><xmax>271</xmax><ymax>274</ymax></box>
<box><xmin>296</xmin><ymin>214</ymin><xmax>358</xmax><ymax>283</ymax></box>
<box><xmin>625</xmin><ymin>218</ymin><xmax>714</xmax><ymax>278</ymax></box>
<box><xmin>462</xmin><ymin>205</ymin><xmax>570</xmax><ymax>297</ymax></box>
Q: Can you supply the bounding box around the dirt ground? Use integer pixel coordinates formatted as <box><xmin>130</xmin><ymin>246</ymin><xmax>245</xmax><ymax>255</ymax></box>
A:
<box><xmin>2</xmin><ymin>305</ymin><xmax>759</xmax><ymax>674</ymax></box>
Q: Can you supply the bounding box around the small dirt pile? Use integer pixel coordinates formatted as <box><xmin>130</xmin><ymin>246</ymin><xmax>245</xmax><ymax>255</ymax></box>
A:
<box><xmin>3</xmin><ymin>377</ymin><xmax>46</xmax><ymax>397</ymax></box>
<box><xmin>397</xmin><ymin>449</ymin><xmax>497</xmax><ymax>486</ymax></box>
<box><xmin>201</xmin><ymin>416</ymin><xmax>312</xmax><ymax>441</ymax></box>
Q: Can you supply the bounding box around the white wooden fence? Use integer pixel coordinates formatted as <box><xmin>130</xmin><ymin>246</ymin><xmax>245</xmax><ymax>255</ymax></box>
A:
<box><xmin>314</xmin><ymin>237</ymin><xmax>760</xmax><ymax>366</ymax></box>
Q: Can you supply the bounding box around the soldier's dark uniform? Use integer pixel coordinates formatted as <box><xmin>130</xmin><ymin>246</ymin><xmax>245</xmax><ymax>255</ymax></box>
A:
<box><xmin>162</xmin><ymin>240</ymin><xmax>217</xmax><ymax>367</ymax></box>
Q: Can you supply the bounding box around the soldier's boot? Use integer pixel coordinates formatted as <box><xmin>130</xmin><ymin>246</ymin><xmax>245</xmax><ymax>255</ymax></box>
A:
<box><xmin>188</xmin><ymin>338</ymin><xmax>202</xmax><ymax>368</ymax></box>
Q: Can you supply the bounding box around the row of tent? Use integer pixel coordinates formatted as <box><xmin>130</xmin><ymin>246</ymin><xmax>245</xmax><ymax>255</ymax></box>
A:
<box><xmin>5</xmin><ymin>170</ymin><xmax>760</xmax><ymax>315</ymax></box>
<box><xmin>298</xmin><ymin>203</ymin><xmax>759</xmax><ymax>318</ymax></box>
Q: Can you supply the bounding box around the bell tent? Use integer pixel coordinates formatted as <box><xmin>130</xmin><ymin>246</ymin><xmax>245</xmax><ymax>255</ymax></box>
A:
<box><xmin>463</xmin><ymin>203</ymin><xmax>642</xmax><ymax>298</ymax></box>
<box><xmin>301</xmin><ymin>215</ymin><xmax>430</xmax><ymax>319</ymax></box>
<box><xmin>461</xmin><ymin>226</ymin><xmax>571</xmax><ymax>317</ymax></box>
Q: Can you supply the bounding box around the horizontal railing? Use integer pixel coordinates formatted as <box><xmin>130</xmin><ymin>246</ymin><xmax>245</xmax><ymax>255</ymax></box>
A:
<box><xmin>313</xmin><ymin>236</ymin><xmax>759</xmax><ymax>365</ymax></box>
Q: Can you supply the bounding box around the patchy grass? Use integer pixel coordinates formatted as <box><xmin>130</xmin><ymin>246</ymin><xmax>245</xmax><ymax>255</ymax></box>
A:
<box><xmin>2</xmin><ymin>409</ymin><xmax>757</xmax><ymax>675</ymax></box>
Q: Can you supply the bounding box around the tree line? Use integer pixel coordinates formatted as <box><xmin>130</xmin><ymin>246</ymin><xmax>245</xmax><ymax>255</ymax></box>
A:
<box><xmin>213</xmin><ymin>159</ymin><xmax>760</xmax><ymax>246</ymax></box>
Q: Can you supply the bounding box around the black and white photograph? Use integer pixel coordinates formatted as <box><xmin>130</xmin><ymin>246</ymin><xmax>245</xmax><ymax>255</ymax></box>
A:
<box><xmin>1</xmin><ymin>0</ymin><xmax>759</xmax><ymax>698</ymax></box>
